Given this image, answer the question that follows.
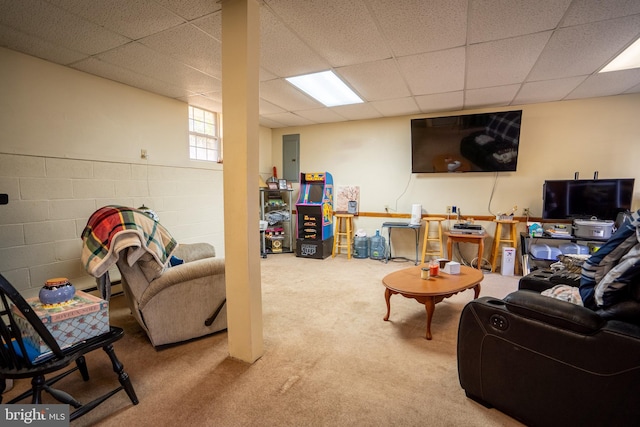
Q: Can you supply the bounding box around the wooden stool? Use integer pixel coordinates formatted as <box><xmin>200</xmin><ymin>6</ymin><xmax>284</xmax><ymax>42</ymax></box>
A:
<box><xmin>421</xmin><ymin>217</ymin><xmax>445</xmax><ymax>264</ymax></box>
<box><xmin>332</xmin><ymin>214</ymin><xmax>354</xmax><ymax>259</ymax></box>
<box><xmin>490</xmin><ymin>219</ymin><xmax>519</xmax><ymax>273</ymax></box>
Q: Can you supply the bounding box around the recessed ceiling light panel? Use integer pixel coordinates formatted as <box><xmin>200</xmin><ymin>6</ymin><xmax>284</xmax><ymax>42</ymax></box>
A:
<box><xmin>286</xmin><ymin>71</ymin><xmax>363</xmax><ymax>107</ymax></box>
<box><xmin>600</xmin><ymin>37</ymin><xmax>640</xmax><ymax>73</ymax></box>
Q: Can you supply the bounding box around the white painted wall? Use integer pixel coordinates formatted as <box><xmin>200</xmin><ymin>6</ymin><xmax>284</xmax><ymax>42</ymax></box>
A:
<box><xmin>271</xmin><ymin>94</ymin><xmax>640</xmax><ymax>262</ymax></box>
<box><xmin>0</xmin><ymin>48</ymin><xmax>268</xmax><ymax>292</ymax></box>
<box><xmin>0</xmin><ymin>48</ymin><xmax>189</xmax><ymax>166</ymax></box>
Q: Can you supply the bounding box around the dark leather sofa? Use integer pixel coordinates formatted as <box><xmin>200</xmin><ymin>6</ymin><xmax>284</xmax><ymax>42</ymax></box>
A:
<box><xmin>457</xmin><ymin>280</ymin><xmax>640</xmax><ymax>426</ymax></box>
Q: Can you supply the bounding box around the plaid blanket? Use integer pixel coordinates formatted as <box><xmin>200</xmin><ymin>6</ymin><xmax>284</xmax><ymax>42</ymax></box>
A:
<box><xmin>81</xmin><ymin>205</ymin><xmax>178</xmax><ymax>280</ymax></box>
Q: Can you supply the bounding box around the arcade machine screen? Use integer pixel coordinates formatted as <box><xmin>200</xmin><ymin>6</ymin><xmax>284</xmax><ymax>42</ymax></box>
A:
<box><xmin>305</xmin><ymin>184</ymin><xmax>324</xmax><ymax>203</ymax></box>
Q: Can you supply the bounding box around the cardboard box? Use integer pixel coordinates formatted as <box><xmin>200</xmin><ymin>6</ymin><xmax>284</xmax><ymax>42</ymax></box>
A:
<box><xmin>13</xmin><ymin>290</ymin><xmax>109</xmax><ymax>355</ymax></box>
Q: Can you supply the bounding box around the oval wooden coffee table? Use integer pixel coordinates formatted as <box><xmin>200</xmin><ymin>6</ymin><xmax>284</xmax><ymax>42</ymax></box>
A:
<box><xmin>382</xmin><ymin>265</ymin><xmax>483</xmax><ymax>340</ymax></box>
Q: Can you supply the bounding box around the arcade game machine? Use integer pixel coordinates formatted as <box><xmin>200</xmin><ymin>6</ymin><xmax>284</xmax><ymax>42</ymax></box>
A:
<box><xmin>295</xmin><ymin>172</ymin><xmax>334</xmax><ymax>259</ymax></box>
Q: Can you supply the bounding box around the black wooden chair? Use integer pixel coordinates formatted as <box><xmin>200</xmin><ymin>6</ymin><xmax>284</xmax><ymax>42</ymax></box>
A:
<box><xmin>0</xmin><ymin>274</ymin><xmax>138</xmax><ymax>421</ymax></box>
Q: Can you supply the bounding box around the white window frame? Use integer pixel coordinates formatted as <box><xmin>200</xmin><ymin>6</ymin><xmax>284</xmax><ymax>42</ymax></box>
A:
<box><xmin>188</xmin><ymin>105</ymin><xmax>222</xmax><ymax>163</ymax></box>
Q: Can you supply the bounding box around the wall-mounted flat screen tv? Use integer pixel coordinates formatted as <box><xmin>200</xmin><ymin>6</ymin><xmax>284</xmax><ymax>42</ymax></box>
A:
<box><xmin>411</xmin><ymin>110</ymin><xmax>522</xmax><ymax>173</ymax></box>
<box><xmin>542</xmin><ymin>179</ymin><xmax>635</xmax><ymax>221</ymax></box>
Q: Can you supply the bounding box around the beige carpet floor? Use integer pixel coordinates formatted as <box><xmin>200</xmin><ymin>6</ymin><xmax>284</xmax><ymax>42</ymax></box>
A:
<box><xmin>4</xmin><ymin>254</ymin><xmax>525</xmax><ymax>427</ymax></box>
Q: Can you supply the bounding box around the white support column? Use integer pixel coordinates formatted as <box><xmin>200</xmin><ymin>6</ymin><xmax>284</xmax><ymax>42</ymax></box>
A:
<box><xmin>221</xmin><ymin>0</ymin><xmax>263</xmax><ymax>363</ymax></box>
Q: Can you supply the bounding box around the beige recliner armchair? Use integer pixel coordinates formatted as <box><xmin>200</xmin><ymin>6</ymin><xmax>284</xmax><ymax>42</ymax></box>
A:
<box><xmin>116</xmin><ymin>242</ymin><xmax>227</xmax><ymax>347</ymax></box>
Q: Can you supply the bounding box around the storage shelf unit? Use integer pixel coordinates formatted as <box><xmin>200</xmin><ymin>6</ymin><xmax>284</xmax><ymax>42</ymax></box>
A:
<box><xmin>520</xmin><ymin>232</ymin><xmax>608</xmax><ymax>275</ymax></box>
<box><xmin>260</xmin><ymin>188</ymin><xmax>293</xmax><ymax>254</ymax></box>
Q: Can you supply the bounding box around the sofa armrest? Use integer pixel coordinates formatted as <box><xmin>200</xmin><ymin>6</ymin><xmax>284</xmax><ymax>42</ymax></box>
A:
<box><xmin>597</xmin><ymin>300</ymin><xmax>640</xmax><ymax>324</ymax></box>
<box><xmin>172</xmin><ymin>242</ymin><xmax>216</xmax><ymax>263</ymax></box>
<box><xmin>504</xmin><ymin>290</ymin><xmax>605</xmax><ymax>334</ymax></box>
<box><xmin>138</xmin><ymin>257</ymin><xmax>225</xmax><ymax>308</ymax></box>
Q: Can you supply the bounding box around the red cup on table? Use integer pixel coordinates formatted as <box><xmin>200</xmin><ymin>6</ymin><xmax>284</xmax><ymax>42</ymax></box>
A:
<box><xmin>429</xmin><ymin>260</ymin><xmax>439</xmax><ymax>277</ymax></box>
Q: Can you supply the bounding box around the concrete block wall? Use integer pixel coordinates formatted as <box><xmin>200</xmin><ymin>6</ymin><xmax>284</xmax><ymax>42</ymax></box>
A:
<box><xmin>0</xmin><ymin>153</ymin><xmax>224</xmax><ymax>293</ymax></box>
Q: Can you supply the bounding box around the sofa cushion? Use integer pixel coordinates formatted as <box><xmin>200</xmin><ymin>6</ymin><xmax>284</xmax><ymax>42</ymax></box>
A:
<box><xmin>597</xmin><ymin>300</ymin><xmax>640</xmax><ymax>325</ymax></box>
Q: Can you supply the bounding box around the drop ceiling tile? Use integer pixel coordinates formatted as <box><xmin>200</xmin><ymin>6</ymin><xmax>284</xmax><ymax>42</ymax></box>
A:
<box><xmin>259</xmin><ymin>99</ymin><xmax>286</xmax><ymax>115</ymax></box>
<box><xmin>94</xmin><ymin>42</ymin><xmax>220</xmax><ymax>93</ymax></box>
<box><xmin>259</xmin><ymin>116</ymin><xmax>288</xmax><ymax>128</ymax></box>
<box><xmin>47</xmin><ymin>0</ymin><xmax>185</xmax><ymax>40</ymax></box>
<box><xmin>200</xmin><ymin>91</ymin><xmax>222</xmax><ymax>102</ymax></box>
<box><xmin>331</xmin><ymin>103</ymin><xmax>383</xmax><ymax>121</ymax></box>
<box><xmin>338</xmin><ymin>59</ymin><xmax>410</xmax><ymax>101</ymax></box>
<box><xmin>513</xmin><ymin>76</ymin><xmax>587</xmax><ymax>104</ymax></box>
<box><xmin>295</xmin><ymin>108</ymin><xmax>349</xmax><ymax>124</ymax></box>
<box><xmin>192</xmin><ymin>11</ymin><xmax>222</xmax><ymax>41</ymax></box>
<box><xmin>3</xmin><ymin>0</ymin><xmax>640</xmax><ymax>128</ymax></box>
<box><xmin>261</xmin><ymin>112</ymin><xmax>316</xmax><ymax>127</ymax></box>
<box><xmin>566</xmin><ymin>68</ymin><xmax>640</xmax><ymax>100</ymax></box>
<box><xmin>370</xmin><ymin>97</ymin><xmax>420</xmax><ymax>117</ymax></box>
<box><xmin>468</xmin><ymin>0</ymin><xmax>571</xmax><ymax>43</ymax></box>
<box><xmin>153</xmin><ymin>0</ymin><xmax>221</xmax><ymax>21</ymax></box>
<box><xmin>264</xmin><ymin>0</ymin><xmax>390</xmax><ymax>67</ymax></box>
<box><xmin>529</xmin><ymin>15</ymin><xmax>640</xmax><ymax>81</ymax></box>
<box><xmin>0</xmin><ymin>0</ymin><xmax>130</xmax><ymax>55</ymax></box>
<box><xmin>260</xmin><ymin>79</ymin><xmax>323</xmax><ymax>111</ymax></box>
<box><xmin>624</xmin><ymin>82</ymin><xmax>640</xmax><ymax>94</ymax></box>
<box><xmin>0</xmin><ymin>25</ymin><xmax>88</xmax><ymax>65</ymax></box>
<box><xmin>260</xmin><ymin>7</ymin><xmax>329</xmax><ymax>78</ymax></box>
<box><xmin>179</xmin><ymin>94</ymin><xmax>222</xmax><ymax>113</ymax></box>
<box><xmin>182</xmin><ymin>74</ymin><xmax>221</xmax><ymax>95</ymax></box>
<box><xmin>368</xmin><ymin>0</ymin><xmax>467</xmax><ymax>56</ymax></box>
<box><xmin>467</xmin><ymin>32</ymin><xmax>551</xmax><ymax>89</ymax></box>
<box><xmin>415</xmin><ymin>91</ymin><xmax>464</xmax><ymax>113</ymax></box>
<box><xmin>260</xmin><ymin>68</ymin><xmax>278</xmax><ymax>82</ymax></box>
<box><xmin>561</xmin><ymin>0</ymin><xmax>640</xmax><ymax>26</ymax></box>
<box><xmin>72</xmin><ymin>57</ymin><xmax>190</xmax><ymax>98</ymax></box>
<box><xmin>398</xmin><ymin>47</ymin><xmax>465</xmax><ymax>95</ymax></box>
<box><xmin>464</xmin><ymin>84</ymin><xmax>520</xmax><ymax>109</ymax></box>
<box><xmin>139</xmin><ymin>23</ymin><xmax>222</xmax><ymax>78</ymax></box>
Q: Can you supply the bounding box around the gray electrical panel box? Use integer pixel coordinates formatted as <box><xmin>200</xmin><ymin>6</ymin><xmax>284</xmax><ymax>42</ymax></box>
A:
<box><xmin>282</xmin><ymin>134</ymin><xmax>300</xmax><ymax>182</ymax></box>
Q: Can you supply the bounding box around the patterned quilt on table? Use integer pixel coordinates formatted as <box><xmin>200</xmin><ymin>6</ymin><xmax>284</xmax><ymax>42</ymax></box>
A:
<box><xmin>81</xmin><ymin>205</ymin><xmax>178</xmax><ymax>281</ymax></box>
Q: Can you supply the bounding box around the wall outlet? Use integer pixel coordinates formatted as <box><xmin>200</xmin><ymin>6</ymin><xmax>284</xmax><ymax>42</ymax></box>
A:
<box><xmin>522</xmin><ymin>207</ymin><xmax>530</xmax><ymax>217</ymax></box>
<box><xmin>446</xmin><ymin>206</ymin><xmax>452</xmax><ymax>214</ymax></box>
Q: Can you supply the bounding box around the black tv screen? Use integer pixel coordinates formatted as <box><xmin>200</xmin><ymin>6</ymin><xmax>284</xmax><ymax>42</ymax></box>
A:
<box><xmin>411</xmin><ymin>110</ymin><xmax>522</xmax><ymax>173</ymax></box>
<box><xmin>543</xmin><ymin>179</ymin><xmax>635</xmax><ymax>221</ymax></box>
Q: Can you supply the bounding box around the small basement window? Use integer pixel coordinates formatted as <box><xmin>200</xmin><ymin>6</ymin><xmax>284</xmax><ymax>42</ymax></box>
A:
<box><xmin>189</xmin><ymin>105</ymin><xmax>221</xmax><ymax>162</ymax></box>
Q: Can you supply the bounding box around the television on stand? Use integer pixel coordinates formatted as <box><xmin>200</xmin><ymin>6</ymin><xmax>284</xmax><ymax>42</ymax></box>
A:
<box><xmin>542</xmin><ymin>178</ymin><xmax>635</xmax><ymax>221</ymax></box>
<box><xmin>411</xmin><ymin>110</ymin><xmax>523</xmax><ymax>173</ymax></box>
